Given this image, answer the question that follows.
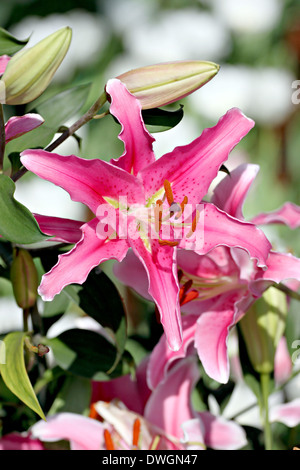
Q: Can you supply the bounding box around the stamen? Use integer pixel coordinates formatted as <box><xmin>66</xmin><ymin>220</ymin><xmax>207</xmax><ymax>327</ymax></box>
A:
<box><xmin>179</xmin><ymin>279</ymin><xmax>193</xmax><ymax>304</ymax></box>
<box><xmin>149</xmin><ymin>435</ymin><xmax>161</xmax><ymax>450</ymax></box>
<box><xmin>180</xmin><ymin>290</ymin><xmax>199</xmax><ymax>306</ymax></box>
<box><xmin>163</xmin><ymin>180</ymin><xmax>174</xmax><ymax>206</ymax></box>
<box><xmin>154</xmin><ymin>199</ymin><xmax>163</xmax><ymax>233</ymax></box>
<box><xmin>132</xmin><ymin>418</ymin><xmax>141</xmax><ymax>448</ymax></box>
<box><xmin>175</xmin><ymin>195</ymin><xmax>188</xmax><ymax>220</ymax></box>
<box><xmin>177</xmin><ymin>269</ymin><xmax>184</xmax><ymax>283</ymax></box>
<box><xmin>158</xmin><ymin>240</ymin><xmax>179</xmax><ymax>247</ymax></box>
<box><xmin>89</xmin><ymin>403</ymin><xmax>99</xmax><ymax>420</ymax></box>
<box><xmin>186</xmin><ymin>209</ymin><xmax>200</xmax><ymax>238</ymax></box>
<box><xmin>104</xmin><ymin>429</ymin><xmax>115</xmax><ymax>450</ymax></box>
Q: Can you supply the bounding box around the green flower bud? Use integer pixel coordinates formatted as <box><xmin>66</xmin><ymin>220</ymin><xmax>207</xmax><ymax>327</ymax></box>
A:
<box><xmin>0</xmin><ymin>27</ymin><xmax>72</xmax><ymax>105</ymax></box>
<box><xmin>10</xmin><ymin>248</ymin><xmax>39</xmax><ymax>309</ymax></box>
<box><xmin>239</xmin><ymin>286</ymin><xmax>288</xmax><ymax>374</ymax></box>
<box><xmin>116</xmin><ymin>60</ymin><xmax>219</xmax><ymax>109</ymax></box>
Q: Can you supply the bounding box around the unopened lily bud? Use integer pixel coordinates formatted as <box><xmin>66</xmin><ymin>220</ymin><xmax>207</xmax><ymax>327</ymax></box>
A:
<box><xmin>239</xmin><ymin>287</ymin><xmax>288</xmax><ymax>374</ymax></box>
<box><xmin>10</xmin><ymin>248</ymin><xmax>39</xmax><ymax>309</ymax></box>
<box><xmin>116</xmin><ymin>60</ymin><xmax>219</xmax><ymax>109</ymax></box>
<box><xmin>0</xmin><ymin>27</ymin><xmax>72</xmax><ymax>105</ymax></box>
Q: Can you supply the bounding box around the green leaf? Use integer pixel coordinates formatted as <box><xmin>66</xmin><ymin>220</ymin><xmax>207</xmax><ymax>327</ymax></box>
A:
<box><xmin>35</xmin><ymin>84</ymin><xmax>91</xmax><ymax>129</ymax></box>
<box><xmin>5</xmin><ymin>84</ymin><xmax>91</xmax><ymax>155</ymax></box>
<box><xmin>0</xmin><ymin>174</ymin><xmax>47</xmax><ymax>244</ymax></box>
<box><xmin>45</xmin><ymin>328</ymin><xmax>126</xmax><ymax>381</ymax></box>
<box><xmin>48</xmin><ymin>375</ymin><xmax>91</xmax><ymax>416</ymax></box>
<box><xmin>64</xmin><ymin>268</ymin><xmax>127</xmax><ymax>371</ymax></box>
<box><xmin>0</xmin><ymin>332</ymin><xmax>45</xmax><ymax>419</ymax></box>
<box><xmin>0</xmin><ymin>27</ymin><xmax>29</xmax><ymax>55</ymax></box>
<box><xmin>141</xmin><ymin>105</ymin><xmax>184</xmax><ymax>133</ymax></box>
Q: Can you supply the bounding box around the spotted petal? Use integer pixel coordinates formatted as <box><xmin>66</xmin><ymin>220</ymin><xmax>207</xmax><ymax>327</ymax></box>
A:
<box><xmin>21</xmin><ymin>150</ymin><xmax>144</xmax><ymax>215</ymax></box>
<box><xmin>39</xmin><ymin>218</ymin><xmax>129</xmax><ymax>301</ymax></box>
<box><xmin>139</xmin><ymin>108</ymin><xmax>254</xmax><ymax>205</ymax></box>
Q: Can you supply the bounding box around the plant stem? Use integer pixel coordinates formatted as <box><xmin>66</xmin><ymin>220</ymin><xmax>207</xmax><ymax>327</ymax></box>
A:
<box><xmin>23</xmin><ymin>307</ymin><xmax>29</xmax><ymax>332</ymax></box>
<box><xmin>274</xmin><ymin>283</ymin><xmax>300</xmax><ymax>302</ymax></box>
<box><xmin>0</xmin><ymin>104</ymin><xmax>5</xmax><ymax>173</ymax></box>
<box><xmin>260</xmin><ymin>372</ymin><xmax>273</xmax><ymax>450</ymax></box>
<box><xmin>11</xmin><ymin>91</ymin><xmax>108</xmax><ymax>182</ymax></box>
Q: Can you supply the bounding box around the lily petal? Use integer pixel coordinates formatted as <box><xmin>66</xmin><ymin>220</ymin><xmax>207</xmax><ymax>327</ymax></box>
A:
<box><xmin>34</xmin><ymin>213</ymin><xmax>84</xmax><ymax>244</ymax></box>
<box><xmin>180</xmin><ymin>203</ymin><xmax>271</xmax><ymax>268</ymax></box>
<box><xmin>129</xmin><ymin>237</ymin><xmax>182</xmax><ymax>351</ymax></box>
<box><xmin>0</xmin><ymin>433</ymin><xmax>44</xmax><ymax>450</ymax></box>
<box><xmin>251</xmin><ymin>202</ymin><xmax>300</xmax><ymax>229</ymax></box>
<box><xmin>39</xmin><ymin>218</ymin><xmax>129</xmax><ymax>301</ymax></box>
<box><xmin>211</xmin><ymin>163</ymin><xmax>260</xmax><ymax>219</ymax></box>
<box><xmin>113</xmin><ymin>248</ymin><xmax>152</xmax><ymax>301</ymax></box>
<box><xmin>147</xmin><ymin>315</ymin><xmax>198</xmax><ymax>390</ymax></box>
<box><xmin>140</xmin><ymin>108</ymin><xmax>254</xmax><ymax>205</ymax></box>
<box><xmin>91</xmin><ymin>356</ymin><xmax>151</xmax><ymax>415</ymax></box>
<box><xmin>20</xmin><ymin>150</ymin><xmax>144</xmax><ymax>214</ymax></box>
<box><xmin>5</xmin><ymin>113</ymin><xmax>44</xmax><ymax>143</ymax></box>
<box><xmin>194</xmin><ymin>291</ymin><xmax>250</xmax><ymax>383</ymax></box>
<box><xmin>30</xmin><ymin>412</ymin><xmax>106</xmax><ymax>450</ymax></box>
<box><xmin>251</xmin><ymin>251</ymin><xmax>300</xmax><ymax>297</ymax></box>
<box><xmin>106</xmin><ymin>78</ymin><xmax>156</xmax><ymax>175</ymax></box>
<box><xmin>198</xmin><ymin>411</ymin><xmax>247</xmax><ymax>450</ymax></box>
<box><xmin>270</xmin><ymin>398</ymin><xmax>300</xmax><ymax>427</ymax></box>
<box><xmin>144</xmin><ymin>357</ymin><xmax>204</xmax><ymax>450</ymax></box>
<box><xmin>0</xmin><ymin>55</ymin><xmax>10</xmax><ymax>75</ymax></box>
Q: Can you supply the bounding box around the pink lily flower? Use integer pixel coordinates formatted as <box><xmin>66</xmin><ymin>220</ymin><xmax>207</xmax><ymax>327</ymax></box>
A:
<box><xmin>28</xmin><ymin>357</ymin><xmax>247</xmax><ymax>450</ymax></box>
<box><xmin>0</xmin><ymin>433</ymin><xmax>44</xmax><ymax>450</ymax></box>
<box><xmin>0</xmin><ymin>55</ymin><xmax>10</xmax><ymax>75</ymax></box>
<box><xmin>114</xmin><ymin>163</ymin><xmax>300</xmax><ymax>383</ymax></box>
<box><xmin>20</xmin><ymin>78</ymin><xmax>271</xmax><ymax>351</ymax></box>
<box><xmin>4</xmin><ymin>113</ymin><xmax>44</xmax><ymax>143</ymax></box>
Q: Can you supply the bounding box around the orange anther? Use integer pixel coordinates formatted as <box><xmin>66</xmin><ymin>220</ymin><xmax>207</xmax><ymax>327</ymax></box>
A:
<box><xmin>158</xmin><ymin>240</ymin><xmax>179</xmax><ymax>247</ymax></box>
<box><xmin>89</xmin><ymin>403</ymin><xmax>99</xmax><ymax>420</ymax></box>
<box><xmin>132</xmin><ymin>418</ymin><xmax>141</xmax><ymax>448</ymax></box>
<box><xmin>175</xmin><ymin>195</ymin><xmax>188</xmax><ymax>220</ymax></box>
<box><xmin>180</xmin><ymin>290</ymin><xmax>199</xmax><ymax>306</ymax></box>
<box><xmin>177</xmin><ymin>269</ymin><xmax>184</xmax><ymax>283</ymax></box>
<box><xmin>163</xmin><ymin>180</ymin><xmax>174</xmax><ymax>206</ymax></box>
<box><xmin>154</xmin><ymin>199</ymin><xmax>163</xmax><ymax>233</ymax></box>
<box><xmin>186</xmin><ymin>209</ymin><xmax>200</xmax><ymax>238</ymax></box>
<box><xmin>104</xmin><ymin>429</ymin><xmax>115</xmax><ymax>450</ymax></box>
<box><xmin>179</xmin><ymin>279</ymin><xmax>193</xmax><ymax>304</ymax></box>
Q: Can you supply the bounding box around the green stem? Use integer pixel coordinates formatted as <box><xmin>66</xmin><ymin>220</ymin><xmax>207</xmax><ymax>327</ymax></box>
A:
<box><xmin>260</xmin><ymin>372</ymin><xmax>273</xmax><ymax>450</ymax></box>
<box><xmin>0</xmin><ymin>104</ymin><xmax>5</xmax><ymax>173</ymax></box>
<box><xmin>274</xmin><ymin>283</ymin><xmax>300</xmax><ymax>301</ymax></box>
<box><xmin>23</xmin><ymin>307</ymin><xmax>29</xmax><ymax>332</ymax></box>
<box><xmin>11</xmin><ymin>91</ymin><xmax>108</xmax><ymax>182</ymax></box>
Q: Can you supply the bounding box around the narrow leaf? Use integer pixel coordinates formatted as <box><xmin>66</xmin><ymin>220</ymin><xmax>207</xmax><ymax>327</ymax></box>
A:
<box><xmin>0</xmin><ymin>27</ymin><xmax>29</xmax><ymax>55</ymax></box>
<box><xmin>142</xmin><ymin>105</ymin><xmax>184</xmax><ymax>133</ymax></box>
<box><xmin>0</xmin><ymin>174</ymin><xmax>47</xmax><ymax>244</ymax></box>
<box><xmin>0</xmin><ymin>331</ymin><xmax>45</xmax><ymax>419</ymax></box>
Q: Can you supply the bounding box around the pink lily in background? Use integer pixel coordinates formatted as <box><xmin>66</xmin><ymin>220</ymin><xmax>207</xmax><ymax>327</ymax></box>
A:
<box><xmin>0</xmin><ymin>433</ymin><xmax>44</xmax><ymax>450</ymax></box>
<box><xmin>26</xmin><ymin>357</ymin><xmax>247</xmax><ymax>450</ymax></box>
<box><xmin>3</xmin><ymin>113</ymin><xmax>44</xmax><ymax>144</ymax></box>
<box><xmin>114</xmin><ymin>163</ymin><xmax>300</xmax><ymax>384</ymax></box>
<box><xmin>0</xmin><ymin>55</ymin><xmax>10</xmax><ymax>75</ymax></box>
<box><xmin>21</xmin><ymin>78</ymin><xmax>271</xmax><ymax>351</ymax></box>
